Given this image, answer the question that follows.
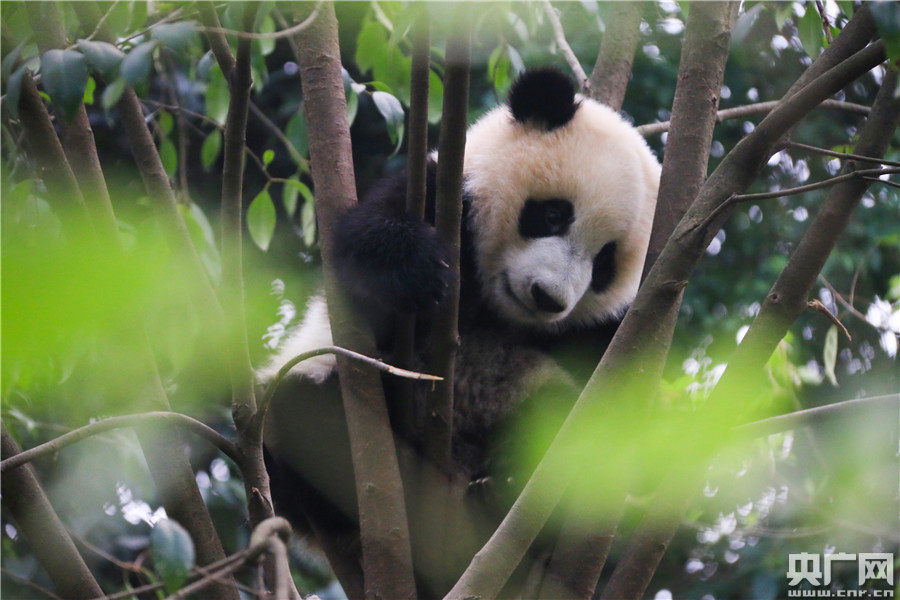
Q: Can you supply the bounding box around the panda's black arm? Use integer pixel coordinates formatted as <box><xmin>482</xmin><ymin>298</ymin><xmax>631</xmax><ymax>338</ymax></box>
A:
<box><xmin>331</xmin><ymin>164</ymin><xmax>451</xmax><ymax>313</ymax></box>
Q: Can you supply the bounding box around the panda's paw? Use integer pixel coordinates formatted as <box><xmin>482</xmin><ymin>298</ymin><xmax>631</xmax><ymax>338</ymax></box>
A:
<box><xmin>333</xmin><ymin>202</ymin><xmax>452</xmax><ymax>313</ymax></box>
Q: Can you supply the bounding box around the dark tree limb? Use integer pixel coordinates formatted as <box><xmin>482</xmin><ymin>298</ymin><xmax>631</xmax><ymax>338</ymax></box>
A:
<box><xmin>292</xmin><ymin>4</ymin><xmax>417</xmax><ymax>598</ymax></box>
<box><xmin>588</xmin><ymin>2</ymin><xmax>644</xmax><ymax>109</ymax></box>
<box><xmin>643</xmin><ymin>1</ymin><xmax>740</xmax><ymax>279</ymax></box>
<box><xmin>1</xmin><ymin>429</ymin><xmax>105</xmax><ymax>600</ymax></box>
<box><xmin>394</xmin><ymin>8</ymin><xmax>432</xmax><ymax>438</ymax></box>
<box><xmin>425</xmin><ymin>13</ymin><xmax>471</xmax><ymax>472</ymax></box>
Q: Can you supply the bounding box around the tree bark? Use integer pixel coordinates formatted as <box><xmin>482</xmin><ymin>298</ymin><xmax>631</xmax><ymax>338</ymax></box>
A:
<box><xmin>1</xmin><ymin>429</ymin><xmax>105</xmax><ymax>600</ymax></box>
<box><xmin>643</xmin><ymin>1</ymin><xmax>740</xmax><ymax>279</ymax></box>
<box><xmin>425</xmin><ymin>14</ymin><xmax>470</xmax><ymax>472</ymax></box>
<box><xmin>588</xmin><ymin>2</ymin><xmax>644</xmax><ymax>109</ymax></box>
<box><xmin>293</xmin><ymin>4</ymin><xmax>417</xmax><ymax>599</ymax></box>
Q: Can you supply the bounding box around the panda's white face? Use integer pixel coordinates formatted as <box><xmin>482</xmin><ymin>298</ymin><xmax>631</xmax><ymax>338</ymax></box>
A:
<box><xmin>463</xmin><ymin>95</ymin><xmax>661</xmax><ymax>332</ymax></box>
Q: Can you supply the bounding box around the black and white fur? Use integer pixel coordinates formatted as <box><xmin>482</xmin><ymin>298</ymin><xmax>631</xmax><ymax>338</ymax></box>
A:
<box><xmin>259</xmin><ymin>68</ymin><xmax>660</xmax><ymax>560</ymax></box>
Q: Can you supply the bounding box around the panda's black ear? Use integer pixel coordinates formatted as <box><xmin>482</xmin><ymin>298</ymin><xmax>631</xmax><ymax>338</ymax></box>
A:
<box><xmin>508</xmin><ymin>67</ymin><xmax>579</xmax><ymax>131</ymax></box>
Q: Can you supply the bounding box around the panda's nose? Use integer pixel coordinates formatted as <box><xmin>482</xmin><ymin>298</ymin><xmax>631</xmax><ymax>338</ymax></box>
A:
<box><xmin>531</xmin><ymin>283</ymin><xmax>566</xmax><ymax>313</ymax></box>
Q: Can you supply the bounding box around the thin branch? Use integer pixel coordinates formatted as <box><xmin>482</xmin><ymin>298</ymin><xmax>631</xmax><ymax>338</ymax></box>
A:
<box><xmin>258</xmin><ymin>345</ymin><xmax>443</xmax><ymax>415</ymax></box>
<box><xmin>196</xmin><ymin>2</ymin><xmax>322</xmax><ymax>42</ymax></box>
<box><xmin>248</xmin><ymin>100</ymin><xmax>308</xmax><ymax>169</ymax></box>
<box><xmin>542</xmin><ymin>0</ymin><xmax>588</xmax><ymax>91</ymax></box>
<box><xmin>197</xmin><ymin>3</ymin><xmax>235</xmax><ymax>79</ymax></box>
<box><xmin>0</xmin><ymin>568</ymin><xmax>66</xmax><ymax>600</ymax></box>
<box><xmin>426</xmin><ymin>12</ymin><xmax>471</xmax><ymax>472</ymax></box>
<box><xmin>816</xmin><ymin>0</ymin><xmax>834</xmax><ymax>45</ymax></box>
<box><xmin>808</xmin><ymin>299</ymin><xmax>851</xmax><ymax>340</ymax></box>
<box><xmin>739</xmin><ymin>395</ymin><xmax>898</xmax><ymax>438</ymax></box>
<box><xmin>785</xmin><ymin>140</ymin><xmax>900</xmax><ymax>168</ymax></box>
<box><xmin>1</xmin><ymin>412</ymin><xmax>240</xmax><ymax>474</ymax></box>
<box><xmin>637</xmin><ymin>98</ymin><xmax>871</xmax><ymax>137</ymax></box>
<box><xmin>731</xmin><ymin>167</ymin><xmax>899</xmax><ymax>202</ymax></box>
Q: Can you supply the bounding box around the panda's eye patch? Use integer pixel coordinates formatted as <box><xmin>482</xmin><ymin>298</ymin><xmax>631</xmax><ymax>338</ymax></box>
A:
<box><xmin>591</xmin><ymin>242</ymin><xmax>617</xmax><ymax>293</ymax></box>
<box><xmin>518</xmin><ymin>199</ymin><xmax>574</xmax><ymax>238</ymax></box>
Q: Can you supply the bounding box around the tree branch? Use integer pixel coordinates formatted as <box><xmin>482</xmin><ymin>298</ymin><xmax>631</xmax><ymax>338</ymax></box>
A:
<box><xmin>588</xmin><ymin>2</ymin><xmax>644</xmax><ymax>109</ymax></box>
<box><xmin>292</xmin><ymin>4</ymin><xmax>417</xmax><ymax>597</ymax></box>
<box><xmin>643</xmin><ymin>1</ymin><xmax>740</xmax><ymax>279</ymax></box>
<box><xmin>426</xmin><ymin>12</ymin><xmax>470</xmax><ymax>472</ymax></box>
<box><xmin>1</xmin><ymin>412</ymin><xmax>241</xmax><ymax>474</ymax></box>
<box><xmin>1</xmin><ymin>428</ymin><xmax>105</xmax><ymax>599</ymax></box>
<box><xmin>258</xmin><ymin>345</ymin><xmax>442</xmax><ymax>416</ymax></box>
<box><xmin>785</xmin><ymin>140</ymin><xmax>900</xmax><ymax>168</ymax></box>
<box><xmin>543</xmin><ymin>0</ymin><xmax>589</xmax><ymax>91</ymax></box>
<box><xmin>731</xmin><ymin>167</ymin><xmax>899</xmax><ymax>202</ymax></box>
<box><xmin>739</xmin><ymin>395</ymin><xmax>899</xmax><ymax>438</ymax></box>
<box><xmin>636</xmin><ymin>99</ymin><xmax>871</xmax><ymax>137</ymax></box>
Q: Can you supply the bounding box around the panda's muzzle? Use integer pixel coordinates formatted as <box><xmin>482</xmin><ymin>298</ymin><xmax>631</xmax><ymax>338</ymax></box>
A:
<box><xmin>530</xmin><ymin>282</ymin><xmax>566</xmax><ymax>313</ymax></box>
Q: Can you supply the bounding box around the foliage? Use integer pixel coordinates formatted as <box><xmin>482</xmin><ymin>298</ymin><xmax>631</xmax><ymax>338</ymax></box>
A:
<box><xmin>1</xmin><ymin>1</ymin><xmax>897</xmax><ymax>599</ymax></box>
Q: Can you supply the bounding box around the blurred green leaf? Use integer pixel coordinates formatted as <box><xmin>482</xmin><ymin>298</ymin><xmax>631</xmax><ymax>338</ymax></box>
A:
<box><xmin>151</xmin><ymin>20</ymin><xmax>198</xmax><ymax>54</ymax></box>
<box><xmin>205</xmin><ymin>64</ymin><xmax>229</xmax><ymax>125</ymax></box>
<box><xmin>120</xmin><ymin>41</ymin><xmax>158</xmax><ymax>89</ymax></box>
<box><xmin>76</xmin><ymin>39</ymin><xmax>125</xmax><ymax>81</ymax></box>
<box><xmin>101</xmin><ymin>77</ymin><xmax>126</xmax><ymax>112</ymax></box>
<box><xmin>40</xmin><ymin>49</ymin><xmax>89</xmax><ymax>119</ymax></box>
<box><xmin>5</xmin><ymin>65</ymin><xmax>26</xmax><ymax>119</ymax></box>
<box><xmin>263</xmin><ymin>149</ymin><xmax>275</xmax><ymax>166</ymax></box>
<box><xmin>158</xmin><ymin>110</ymin><xmax>174</xmax><ymax>136</ymax></box>
<box><xmin>285</xmin><ymin>109</ymin><xmax>309</xmax><ymax>159</ymax></box>
<box><xmin>201</xmin><ymin>129</ymin><xmax>222</xmax><ymax>171</ymax></box>
<box><xmin>159</xmin><ymin>137</ymin><xmax>177</xmax><ymax>179</ymax></box>
<box><xmin>301</xmin><ymin>187</ymin><xmax>316</xmax><ymax>247</ymax></box>
<box><xmin>797</xmin><ymin>6</ymin><xmax>823</xmax><ymax>58</ymax></box>
<box><xmin>372</xmin><ymin>90</ymin><xmax>405</xmax><ymax>155</ymax></box>
<box><xmin>871</xmin><ymin>1</ymin><xmax>900</xmax><ymax>61</ymax></box>
<box><xmin>247</xmin><ymin>188</ymin><xmax>276</xmax><ymax>251</ymax></box>
<box><xmin>151</xmin><ymin>519</ymin><xmax>195</xmax><ymax>593</ymax></box>
<box><xmin>83</xmin><ymin>76</ymin><xmax>96</xmax><ymax>105</ymax></box>
<box><xmin>823</xmin><ymin>325</ymin><xmax>838</xmax><ymax>386</ymax></box>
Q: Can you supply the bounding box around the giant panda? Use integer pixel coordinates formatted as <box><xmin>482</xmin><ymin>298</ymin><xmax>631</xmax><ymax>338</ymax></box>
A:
<box><xmin>258</xmin><ymin>67</ymin><xmax>660</xmax><ymax>591</ymax></box>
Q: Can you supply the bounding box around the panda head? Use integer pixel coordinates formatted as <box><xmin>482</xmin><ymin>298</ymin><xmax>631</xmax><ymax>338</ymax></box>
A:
<box><xmin>463</xmin><ymin>68</ymin><xmax>661</xmax><ymax>332</ymax></box>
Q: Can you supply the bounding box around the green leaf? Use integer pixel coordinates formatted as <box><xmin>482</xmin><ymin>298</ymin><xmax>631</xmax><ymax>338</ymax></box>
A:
<box><xmin>300</xmin><ymin>189</ymin><xmax>316</xmax><ymax>247</ymax></box>
<box><xmin>285</xmin><ymin>109</ymin><xmax>309</xmax><ymax>158</ymax></box>
<box><xmin>5</xmin><ymin>65</ymin><xmax>26</xmax><ymax>119</ymax></box>
<box><xmin>823</xmin><ymin>325</ymin><xmax>838</xmax><ymax>386</ymax></box>
<box><xmin>256</xmin><ymin>15</ymin><xmax>276</xmax><ymax>56</ymax></box>
<box><xmin>371</xmin><ymin>90</ymin><xmax>405</xmax><ymax>155</ymax></box>
<box><xmin>201</xmin><ymin>129</ymin><xmax>222</xmax><ymax>171</ymax></box>
<box><xmin>102</xmin><ymin>77</ymin><xmax>126</xmax><ymax>112</ymax></box>
<box><xmin>83</xmin><ymin>76</ymin><xmax>96</xmax><ymax>105</ymax></box>
<box><xmin>428</xmin><ymin>69</ymin><xmax>444</xmax><ymax>124</ymax></box>
<box><xmin>151</xmin><ymin>519</ymin><xmax>195</xmax><ymax>593</ymax></box>
<box><xmin>151</xmin><ymin>21</ymin><xmax>198</xmax><ymax>54</ymax></box>
<box><xmin>158</xmin><ymin>110</ymin><xmax>174</xmax><ymax>136</ymax></box>
<box><xmin>871</xmin><ymin>1</ymin><xmax>900</xmax><ymax>61</ymax></box>
<box><xmin>346</xmin><ymin>87</ymin><xmax>359</xmax><ymax>125</ymax></box>
<box><xmin>76</xmin><ymin>39</ymin><xmax>125</xmax><ymax>81</ymax></box>
<box><xmin>247</xmin><ymin>188</ymin><xmax>276</xmax><ymax>252</ymax></box>
<box><xmin>2</xmin><ymin>41</ymin><xmax>25</xmax><ymax>81</ymax></box>
<box><xmin>283</xmin><ymin>177</ymin><xmax>313</xmax><ymax>221</ymax></box>
<box><xmin>159</xmin><ymin>137</ymin><xmax>177</xmax><ymax>180</ymax></box>
<box><xmin>205</xmin><ymin>64</ymin><xmax>229</xmax><ymax>125</ymax></box>
<box><xmin>120</xmin><ymin>41</ymin><xmax>159</xmax><ymax>88</ymax></box>
<box><xmin>797</xmin><ymin>6</ymin><xmax>824</xmax><ymax>58</ymax></box>
<box><xmin>263</xmin><ymin>149</ymin><xmax>275</xmax><ymax>166</ymax></box>
<box><xmin>40</xmin><ymin>49</ymin><xmax>89</xmax><ymax>119</ymax></box>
